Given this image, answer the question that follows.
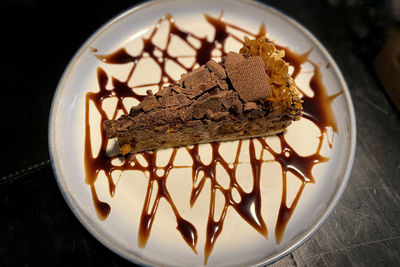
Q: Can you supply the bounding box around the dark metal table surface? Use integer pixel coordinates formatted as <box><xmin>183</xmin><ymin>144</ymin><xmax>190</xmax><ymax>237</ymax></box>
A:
<box><xmin>1</xmin><ymin>0</ymin><xmax>399</xmax><ymax>266</ymax></box>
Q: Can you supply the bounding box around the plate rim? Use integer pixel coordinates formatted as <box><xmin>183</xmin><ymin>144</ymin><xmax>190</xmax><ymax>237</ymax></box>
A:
<box><xmin>48</xmin><ymin>0</ymin><xmax>357</xmax><ymax>266</ymax></box>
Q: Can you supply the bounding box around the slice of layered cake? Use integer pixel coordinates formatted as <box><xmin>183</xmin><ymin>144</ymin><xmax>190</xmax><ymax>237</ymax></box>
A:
<box><xmin>104</xmin><ymin>37</ymin><xmax>302</xmax><ymax>155</ymax></box>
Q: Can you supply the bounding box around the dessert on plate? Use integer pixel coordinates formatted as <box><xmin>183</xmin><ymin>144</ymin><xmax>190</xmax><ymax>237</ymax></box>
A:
<box><xmin>104</xmin><ymin>37</ymin><xmax>302</xmax><ymax>155</ymax></box>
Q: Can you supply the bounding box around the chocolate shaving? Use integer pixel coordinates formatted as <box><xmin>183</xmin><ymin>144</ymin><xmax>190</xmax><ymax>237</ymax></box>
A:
<box><xmin>206</xmin><ymin>60</ymin><xmax>226</xmax><ymax>79</ymax></box>
<box><xmin>157</xmin><ymin>86</ymin><xmax>172</xmax><ymax>97</ymax></box>
<box><xmin>180</xmin><ymin>87</ymin><xmax>203</xmax><ymax>99</ymax></box>
<box><xmin>179</xmin><ymin>107</ymin><xmax>194</xmax><ymax>122</ymax></box>
<box><xmin>225</xmin><ymin>55</ymin><xmax>271</xmax><ymax>102</ymax></box>
<box><xmin>181</xmin><ymin>66</ymin><xmax>217</xmax><ymax>94</ymax></box>
<box><xmin>140</xmin><ymin>95</ymin><xmax>160</xmax><ymax>112</ymax></box>
<box><xmin>223</xmin><ymin>52</ymin><xmax>246</xmax><ymax>70</ymax></box>
<box><xmin>164</xmin><ymin>96</ymin><xmax>181</xmax><ymax>107</ymax></box>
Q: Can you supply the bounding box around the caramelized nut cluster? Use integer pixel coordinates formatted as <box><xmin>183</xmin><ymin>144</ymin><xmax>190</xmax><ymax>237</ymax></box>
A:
<box><xmin>240</xmin><ymin>37</ymin><xmax>302</xmax><ymax>115</ymax></box>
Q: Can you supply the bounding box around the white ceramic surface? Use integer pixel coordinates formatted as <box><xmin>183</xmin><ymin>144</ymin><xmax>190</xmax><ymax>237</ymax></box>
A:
<box><xmin>49</xmin><ymin>0</ymin><xmax>356</xmax><ymax>266</ymax></box>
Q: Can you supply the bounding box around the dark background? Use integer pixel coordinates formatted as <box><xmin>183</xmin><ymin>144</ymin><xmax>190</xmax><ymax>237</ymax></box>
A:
<box><xmin>1</xmin><ymin>0</ymin><xmax>399</xmax><ymax>266</ymax></box>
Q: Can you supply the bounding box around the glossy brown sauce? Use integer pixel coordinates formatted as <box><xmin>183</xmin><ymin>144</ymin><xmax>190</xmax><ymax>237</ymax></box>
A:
<box><xmin>84</xmin><ymin>13</ymin><xmax>341</xmax><ymax>264</ymax></box>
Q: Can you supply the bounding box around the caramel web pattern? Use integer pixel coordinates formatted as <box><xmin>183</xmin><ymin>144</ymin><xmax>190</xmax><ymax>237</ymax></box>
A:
<box><xmin>84</xmin><ymin>12</ymin><xmax>336</xmax><ymax>264</ymax></box>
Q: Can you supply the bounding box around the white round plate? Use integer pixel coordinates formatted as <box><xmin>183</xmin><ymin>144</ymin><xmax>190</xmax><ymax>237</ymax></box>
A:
<box><xmin>49</xmin><ymin>0</ymin><xmax>356</xmax><ymax>266</ymax></box>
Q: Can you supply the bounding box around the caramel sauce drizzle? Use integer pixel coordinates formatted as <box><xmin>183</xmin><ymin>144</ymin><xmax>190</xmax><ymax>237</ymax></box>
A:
<box><xmin>84</xmin><ymin>12</ymin><xmax>341</xmax><ymax>264</ymax></box>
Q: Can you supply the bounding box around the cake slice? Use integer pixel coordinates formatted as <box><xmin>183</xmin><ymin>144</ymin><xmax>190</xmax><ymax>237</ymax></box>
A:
<box><xmin>104</xmin><ymin>37</ymin><xmax>302</xmax><ymax>155</ymax></box>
